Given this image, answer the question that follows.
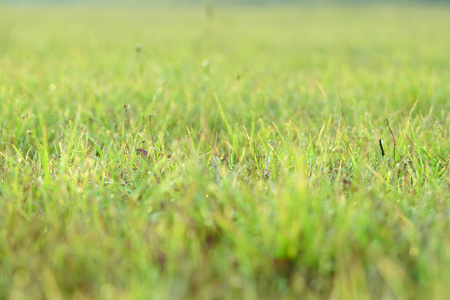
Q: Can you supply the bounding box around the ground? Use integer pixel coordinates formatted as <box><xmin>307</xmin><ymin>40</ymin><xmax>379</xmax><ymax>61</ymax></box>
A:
<box><xmin>0</xmin><ymin>4</ymin><xmax>449</xmax><ymax>299</ymax></box>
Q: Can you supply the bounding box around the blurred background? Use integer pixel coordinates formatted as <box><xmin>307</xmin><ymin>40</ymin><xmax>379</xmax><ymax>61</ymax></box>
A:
<box><xmin>1</xmin><ymin>0</ymin><xmax>449</xmax><ymax>123</ymax></box>
<box><xmin>0</xmin><ymin>0</ymin><xmax>448</xmax><ymax>4</ymax></box>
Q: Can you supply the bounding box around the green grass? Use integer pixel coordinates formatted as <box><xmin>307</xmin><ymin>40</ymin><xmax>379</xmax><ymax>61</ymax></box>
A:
<box><xmin>0</xmin><ymin>4</ymin><xmax>449</xmax><ymax>299</ymax></box>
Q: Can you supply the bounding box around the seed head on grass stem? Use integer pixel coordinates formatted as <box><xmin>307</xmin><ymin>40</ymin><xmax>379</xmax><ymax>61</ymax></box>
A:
<box><xmin>122</xmin><ymin>104</ymin><xmax>135</xmax><ymax>157</ymax></box>
<box><xmin>148</xmin><ymin>115</ymin><xmax>156</xmax><ymax>143</ymax></box>
<box><xmin>379</xmin><ymin>119</ymin><xmax>397</xmax><ymax>161</ymax></box>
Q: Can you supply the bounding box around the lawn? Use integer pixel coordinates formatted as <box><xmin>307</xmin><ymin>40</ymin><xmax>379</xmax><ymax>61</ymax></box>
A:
<box><xmin>0</xmin><ymin>3</ymin><xmax>449</xmax><ymax>299</ymax></box>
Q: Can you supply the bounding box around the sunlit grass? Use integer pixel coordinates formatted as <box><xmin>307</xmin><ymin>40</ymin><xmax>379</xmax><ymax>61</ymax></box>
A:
<box><xmin>0</xmin><ymin>4</ymin><xmax>449</xmax><ymax>299</ymax></box>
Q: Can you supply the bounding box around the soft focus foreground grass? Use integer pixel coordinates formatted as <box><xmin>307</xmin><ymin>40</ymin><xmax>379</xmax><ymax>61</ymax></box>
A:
<box><xmin>0</xmin><ymin>4</ymin><xmax>449</xmax><ymax>299</ymax></box>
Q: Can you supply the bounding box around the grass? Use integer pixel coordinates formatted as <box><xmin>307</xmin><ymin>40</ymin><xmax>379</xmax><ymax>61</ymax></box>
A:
<box><xmin>0</xmin><ymin>3</ymin><xmax>449</xmax><ymax>299</ymax></box>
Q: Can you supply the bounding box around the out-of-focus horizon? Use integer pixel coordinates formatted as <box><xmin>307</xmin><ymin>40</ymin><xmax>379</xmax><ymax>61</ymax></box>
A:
<box><xmin>0</xmin><ymin>0</ymin><xmax>448</xmax><ymax>5</ymax></box>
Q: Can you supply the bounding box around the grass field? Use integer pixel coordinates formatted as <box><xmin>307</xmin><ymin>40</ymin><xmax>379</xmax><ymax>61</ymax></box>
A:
<box><xmin>0</xmin><ymin>3</ymin><xmax>449</xmax><ymax>299</ymax></box>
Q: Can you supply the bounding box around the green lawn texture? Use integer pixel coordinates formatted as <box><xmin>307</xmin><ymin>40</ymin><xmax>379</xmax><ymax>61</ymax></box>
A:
<box><xmin>0</xmin><ymin>4</ymin><xmax>449</xmax><ymax>300</ymax></box>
